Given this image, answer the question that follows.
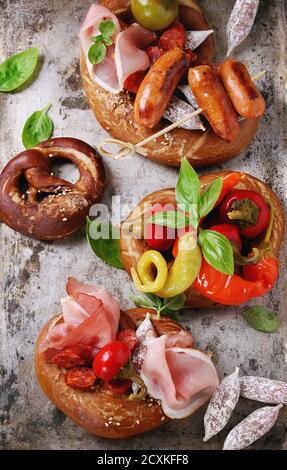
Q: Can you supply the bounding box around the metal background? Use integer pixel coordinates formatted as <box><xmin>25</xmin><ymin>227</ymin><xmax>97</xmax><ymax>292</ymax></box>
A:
<box><xmin>0</xmin><ymin>0</ymin><xmax>287</xmax><ymax>450</ymax></box>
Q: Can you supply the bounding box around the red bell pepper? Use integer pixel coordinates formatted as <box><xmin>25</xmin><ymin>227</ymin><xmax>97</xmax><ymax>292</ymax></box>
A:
<box><xmin>219</xmin><ymin>189</ymin><xmax>270</xmax><ymax>239</ymax></box>
<box><xmin>193</xmin><ymin>257</ymin><xmax>279</xmax><ymax>305</ymax></box>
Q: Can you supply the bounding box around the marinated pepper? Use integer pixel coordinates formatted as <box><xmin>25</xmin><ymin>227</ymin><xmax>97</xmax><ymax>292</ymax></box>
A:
<box><xmin>219</xmin><ymin>189</ymin><xmax>270</xmax><ymax>239</ymax></box>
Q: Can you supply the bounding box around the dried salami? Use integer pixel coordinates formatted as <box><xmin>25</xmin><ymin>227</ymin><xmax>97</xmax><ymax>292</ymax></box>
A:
<box><xmin>178</xmin><ymin>85</ymin><xmax>199</xmax><ymax>110</ymax></box>
<box><xmin>227</xmin><ymin>0</ymin><xmax>260</xmax><ymax>56</ymax></box>
<box><xmin>164</xmin><ymin>96</ymin><xmax>204</xmax><ymax>131</ymax></box>
<box><xmin>185</xmin><ymin>30</ymin><xmax>214</xmax><ymax>51</ymax></box>
<box><xmin>223</xmin><ymin>404</ymin><xmax>283</xmax><ymax>450</ymax></box>
<box><xmin>64</xmin><ymin>367</ymin><xmax>96</xmax><ymax>390</ymax></box>
<box><xmin>240</xmin><ymin>376</ymin><xmax>287</xmax><ymax>404</ymax></box>
<box><xmin>204</xmin><ymin>368</ymin><xmax>240</xmax><ymax>441</ymax></box>
<box><xmin>117</xmin><ymin>329</ymin><xmax>138</xmax><ymax>353</ymax></box>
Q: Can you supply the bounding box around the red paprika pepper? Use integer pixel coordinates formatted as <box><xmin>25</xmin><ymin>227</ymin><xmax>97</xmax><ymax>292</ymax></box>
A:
<box><xmin>193</xmin><ymin>257</ymin><xmax>279</xmax><ymax>305</ymax></box>
<box><xmin>219</xmin><ymin>189</ymin><xmax>270</xmax><ymax>239</ymax></box>
<box><xmin>215</xmin><ymin>172</ymin><xmax>243</xmax><ymax>207</ymax></box>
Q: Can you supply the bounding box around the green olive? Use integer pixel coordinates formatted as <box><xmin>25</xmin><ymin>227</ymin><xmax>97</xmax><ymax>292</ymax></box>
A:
<box><xmin>131</xmin><ymin>0</ymin><xmax>179</xmax><ymax>32</ymax></box>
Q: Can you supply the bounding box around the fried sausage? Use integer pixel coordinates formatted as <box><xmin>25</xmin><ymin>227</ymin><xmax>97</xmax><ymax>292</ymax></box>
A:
<box><xmin>218</xmin><ymin>59</ymin><xmax>266</xmax><ymax>119</ymax></box>
<box><xmin>188</xmin><ymin>65</ymin><xmax>240</xmax><ymax>142</ymax></box>
<box><xmin>134</xmin><ymin>48</ymin><xmax>190</xmax><ymax>128</ymax></box>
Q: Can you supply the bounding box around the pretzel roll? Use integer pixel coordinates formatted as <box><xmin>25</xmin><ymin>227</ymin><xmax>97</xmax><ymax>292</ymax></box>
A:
<box><xmin>35</xmin><ymin>308</ymin><xmax>195</xmax><ymax>439</ymax></box>
<box><xmin>81</xmin><ymin>0</ymin><xmax>260</xmax><ymax>168</ymax></box>
<box><xmin>120</xmin><ymin>171</ymin><xmax>285</xmax><ymax>308</ymax></box>
<box><xmin>0</xmin><ymin>138</ymin><xmax>105</xmax><ymax>240</ymax></box>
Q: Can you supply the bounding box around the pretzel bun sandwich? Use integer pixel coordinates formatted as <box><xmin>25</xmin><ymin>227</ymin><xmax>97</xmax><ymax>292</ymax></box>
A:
<box><xmin>80</xmin><ymin>1</ymin><xmax>264</xmax><ymax>167</ymax></box>
<box><xmin>120</xmin><ymin>160</ymin><xmax>285</xmax><ymax>308</ymax></box>
<box><xmin>0</xmin><ymin>138</ymin><xmax>105</xmax><ymax>240</ymax></box>
<box><xmin>35</xmin><ymin>277</ymin><xmax>219</xmax><ymax>438</ymax></box>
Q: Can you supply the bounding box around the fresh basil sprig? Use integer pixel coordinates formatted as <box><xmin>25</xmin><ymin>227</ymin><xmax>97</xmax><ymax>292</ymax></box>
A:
<box><xmin>198</xmin><ymin>177</ymin><xmax>223</xmax><ymax>218</ymax></box>
<box><xmin>243</xmin><ymin>305</ymin><xmax>280</xmax><ymax>333</ymax></box>
<box><xmin>0</xmin><ymin>47</ymin><xmax>39</xmax><ymax>92</ymax></box>
<box><xmin>149</xmin><ymin>211</ymin><xmax>191</xmax><ymax>229</ymax></box>
<box><xmin>22</xmin><ymin>103</ymin><xmax>53</xmax><ymax>149</ymax></box>
<box><xmin>198</xmin><ymin>230</ymin><xmax>234</xmax><ymax>276</ymax></box>
<box><xmin>147</xmin><ymin>158</ymin><xmax>234</xmax><ymax>275</ymax></box>
<box><xmin>130</xmin><ymin>292</ymin><xmax>186</xmax><ymax>319</ymax></box>
<box><xmin>86</xmin><ymin>217</ymin><xmax>124</xmax><ymax>269</ymax></box>
<box><xmin>88</xmin><ymin>20</ymin><xmax>116</xmax><ymax>65</ymax></box>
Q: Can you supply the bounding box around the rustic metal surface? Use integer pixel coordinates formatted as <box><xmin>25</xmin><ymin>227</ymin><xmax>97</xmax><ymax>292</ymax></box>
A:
<box><xmin>0</xmin><ymin>0</ymin><xmax>287</xmax><ymax>450</ymax></box>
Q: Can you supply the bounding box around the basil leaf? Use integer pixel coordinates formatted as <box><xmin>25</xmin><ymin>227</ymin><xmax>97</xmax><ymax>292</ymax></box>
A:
<box><xmin>91</xmin><ymin>35</ymin><xmax>102</xmax><ymax>44</ymax></box>
<box><xmin>176</xmin><ymin>158</ymin><xmax>200</xmax><ymax>209</ymax></box>
<box><xmin>99</xmin><ymin>20</ymin><xmax>116</xmax><ymax>37</ymax></box>
<box><xmin>198</xmin><ymin>177</ymin><xmax>223</xmax><ymax>218</ymax></box>
<box><xmin>243</xmin><ymin>306</ymin><xmax>280</xmax><ymax>333</ymax></box>
<box><xmin>88</xmin><ymin>41</ymin><xmax>106</xmax><ymax>65</ymax></box>
<box><xmin>163</xmin><ymin>294</ymin><xmax>186</xmax><ymax>312</ymax></box>
<box><xmin>198</xmin><ymin>229</ymin><xmax>234</xmax><ymax>275</ymax></box>
<box><xmin>102</xmin><ymin>35</ymin><xmax>113</xmax><ymax>46</ymax></box>
<box><xmin>0</xmin><ymin>47</ymin><xmax>39</xmax><ymax>92</ymax></box>
<box><xmin>145</xmin><ymin>293</ymin><xmax>163</xmax><ymax>308</ymax></box>
<box><xmin>129</xmin><ymin>295</ymin><xmax>158</xmax><ymax>310</ymax></box>
<box><xmin>86</xmin><ymin>217</ymin><xmax>124</xmax><ymax>269</ymax></box>
<box><xmin>22</xmin><ymin>103</ymin><xmax>53</xmax><ymax>149</ymax></box>
<box><xmin>149</xmin><ymin>210</ymin><xmax>190</xmax><ymax>229</ymax></box>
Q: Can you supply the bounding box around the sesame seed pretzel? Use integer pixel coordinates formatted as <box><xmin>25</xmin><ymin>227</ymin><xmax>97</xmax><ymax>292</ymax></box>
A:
<box><xmin>0</xmin><ymin>138</ymin><xmax>105</xmax><ymax>240</ymax></box>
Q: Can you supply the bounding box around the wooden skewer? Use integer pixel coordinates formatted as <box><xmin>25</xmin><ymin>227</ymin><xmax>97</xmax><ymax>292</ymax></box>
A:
<box><xmin>98</xmin><ymin>71</ymin><xmax>266</xmax><ymax>160</ymax></box>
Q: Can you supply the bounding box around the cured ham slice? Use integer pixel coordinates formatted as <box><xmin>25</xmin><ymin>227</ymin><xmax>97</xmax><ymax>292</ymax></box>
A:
<box><xmin>66</xmin><ymin>277</ymin><xmax>120</xmax><ymax>339</ymax></box>
<box><xmin>141</xmin><ymin>335</ymin><xmax>219</xmax><ymax>419</ymax></box>
<box><xmin>115</xmin><ymin>24</ymin><xmax>156</xmax><ymax>88</ymax></box>
<box><xmin>39</xmin><ymin>278</ymin><xmax>120</xmax><ymax>360</ymax></box>
<box><xmin>79</xmin><ymin>4</ymin><xmax>121</xmax><ymax>93</ymax></box>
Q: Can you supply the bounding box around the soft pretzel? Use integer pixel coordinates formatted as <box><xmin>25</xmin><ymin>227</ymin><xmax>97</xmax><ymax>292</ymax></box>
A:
<box><xmin>35</xmin><ymin>308</ymin><xmax>194</xmax><ymax>439</ymax></box>
<box><xmin>80</xmin><ymin>0</ymin><xmax>260</xmax><ymax>168</ymax></box>
<box><xmin>120</xmin><ymin>170</ymin><xmax>285</xmax><ymax>308</ymax></box>
<box><xmin>0</xmin><ymin>138</ymin><xmax>105</xmax><ymax>240</ymax></box>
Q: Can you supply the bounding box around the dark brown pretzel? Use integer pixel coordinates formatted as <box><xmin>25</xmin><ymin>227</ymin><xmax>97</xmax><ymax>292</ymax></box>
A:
<box><xmin>0</xmin><ymin>138</ymin><xmax>105</xmax><ymax>240</ymax></box>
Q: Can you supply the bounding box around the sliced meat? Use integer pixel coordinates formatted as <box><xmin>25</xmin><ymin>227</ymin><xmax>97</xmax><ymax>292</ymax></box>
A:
<box><xmin>141</xmin><ymin>335</ymin><xmax>219</xmax><ymax>419</ymax></box>
<box><xmin>66</xmin><ymin>277</ymin><xmax>120</xmax><ymax>339</ymax></box>
<box><xmin>79</xmin><ymin>4</ymin><xmax>121</xmax><ymax>93</ymax></box>
<box><xmin>39</xmin><ymin>278</ymin><xmax>120</xmax><ymax>361</ymax></box>
<box><xmin>115</xmin><ymin>23</ymin><xmax>156</xmax><ymax>89</ymax></box>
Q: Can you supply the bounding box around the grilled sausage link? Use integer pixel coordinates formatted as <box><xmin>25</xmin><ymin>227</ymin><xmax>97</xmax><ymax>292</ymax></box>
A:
<box><xmin>218</xmin><ymin>59</ymin><xmax>266</xmax><ymax>119</ymax></box>
<box><xmin>188</xmin><ymin>65</ymin><xmax>240</xmax><ymax>142</ymax></box>
<box><xmin>134</xmin><ymin>48</ymin><xmax>190</xmax><ymax>128</ymax></box>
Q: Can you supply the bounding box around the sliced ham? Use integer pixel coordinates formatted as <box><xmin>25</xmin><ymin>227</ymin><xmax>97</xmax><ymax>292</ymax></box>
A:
<box><xmin>40</xmin><ymin>278</ymin><xmax>120</xmax><ymax>361</ymax></box>
<box><xmin>115</xmin><ymin>23</ymin><xmax>156</xmax><ymax>88</ymax></box>
<box><xmin>141</xmin><ymin>335</ymin><xmax>219</xmax><ymax>419</ymax></box>
<box><xmin>79</xmin><ymin>4</ymin><xmax>121</xmax><ymax>93</ymax></box>
<box><xmin>80</xmin><ymin>5</ymin><xmax>156</xmax><ymax>94</ymax></box>
<box><xmin>66</xmin><ymin>277</ymin><xmax>120</xmax><ymax>339</ymax></box>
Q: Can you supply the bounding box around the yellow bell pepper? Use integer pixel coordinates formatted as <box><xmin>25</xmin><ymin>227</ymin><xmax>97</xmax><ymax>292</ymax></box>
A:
<box><xmin>156</xmin><ymin>232</ymin><xmax>202</xmax><ymax>298</ymax></box>
<box><xmin>131</xmin><ymin>250</ymin><xmax>168</xmax><ymax>293</ymax></box>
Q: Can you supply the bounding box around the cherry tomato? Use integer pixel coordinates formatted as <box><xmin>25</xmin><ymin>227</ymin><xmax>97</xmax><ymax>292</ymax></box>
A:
<box><xmin>131</xmin><ymin>0</ymin><xmax>179</xmax><ymax>32</ymax></box>
<box><xmin>92</xmin><ymin>341</ymin><xmax>130</xmax><ymax>382</ymax></box>
<box><xmin>105</xmin><ymin>378</ymin><xmax>132</xmax><ymax>395</ymax></box>
<box><xmin>116</xmin><ymin>329</ymin><xmax>138</xmax><ymax>353</ymax></box>
<box><xmin>145</xmin><ymin>204</ymin><xmax>175</xmax><ymax>251</ymax></box>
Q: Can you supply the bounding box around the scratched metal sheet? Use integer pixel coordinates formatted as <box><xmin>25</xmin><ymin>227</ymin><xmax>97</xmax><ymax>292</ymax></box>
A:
<box><xmin>0</xmin><ymin>0</ymin><xmax>287</xmax><ymax>450</ymax></box>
